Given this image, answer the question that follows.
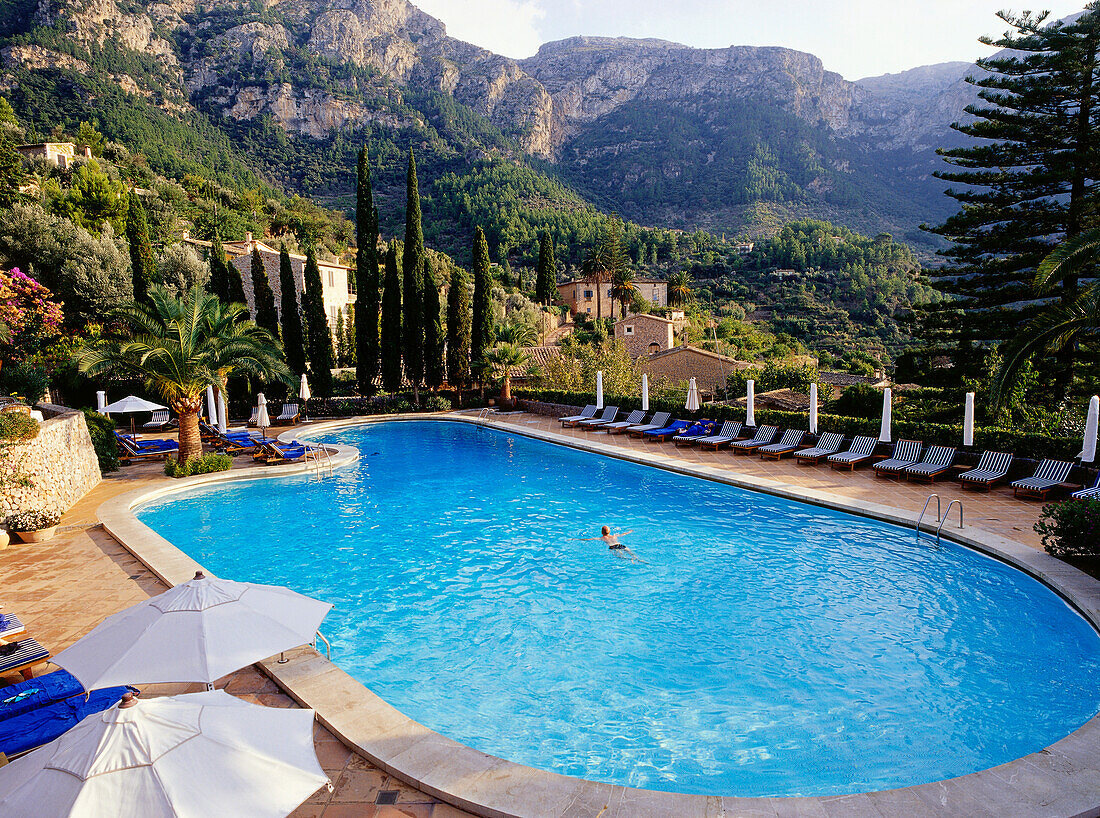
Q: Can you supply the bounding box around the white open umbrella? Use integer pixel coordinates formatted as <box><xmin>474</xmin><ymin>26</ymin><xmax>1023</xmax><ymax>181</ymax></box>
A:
<box><xmin>963</xmin><ymin>391</ymin><xmax>976</xmax><ymax>448</ymax></box>
<box><xmin>256</xmin><ymin>393</ymin><xmax>270</xmax><ymax>433</ymax></box>
<box><xmin>101</xmin><ymin>395</ymin><xmax>167</xmax><ymax>435</ymax></box>
<box><xmin>879</xmin><ymin>387</ymin><xmax>893</xmax><ymax>443</ymax></box>
<box><xmin>595</xmin><ymin>371</ymin><xmax>604</xmax><ymax>410</ymax></box>
<box><xmin>1082</xmin><ymin>395</ymin><xmax>1099</xmax><ymax>464</ymax></box>
<box><xmin>205</xmin><ymin>385</ymin><xmax>217</xmax><ymax>425</ymax></box>
<box><xmin>745</xmin><ymin>379</ymin><xmax>755</xmax><ymax>428</ymax></box>
<box><xmin>51</xmin><ymin>572</ymin><xmax>332</xmax><ymax>691</ymax></box>
<box><xmin>0</xmin><ymin>690</ymin><xmax>329</xmax><ymax>818</ymax></box>
<box><xmin>641</xmin><ymin>373</ymin><xmax>649</xmax><ymax>411</ymax></box>
<box><xmin>299</xmin><ymin>374</ymin><xmax>311</xmax><ymax>402</ymax></box>
<box><xmin>809</xmin><ymin>383</ymin><xmax>818</xmax><ymax>435</ymax></box>
<box><xmin>685</xmin><ymin>377</ymin><xmax>700</xmax><ymax>413</ymax></box>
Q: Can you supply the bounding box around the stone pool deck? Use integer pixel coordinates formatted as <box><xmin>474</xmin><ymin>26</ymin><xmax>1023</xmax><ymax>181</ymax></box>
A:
<box><xmin>3</xmin><ymin>411</ymin><xmax>1099</xmax><ymax>818</ymax></box>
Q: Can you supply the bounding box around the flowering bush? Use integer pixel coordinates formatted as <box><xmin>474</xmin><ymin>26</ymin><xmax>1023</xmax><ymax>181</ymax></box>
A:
<box><xmin>1035</xmin><ymin>499</ymin><xmax>1100</xmax><ymax>558</ymax></box>
<box><xmin>0</xmin><ymin>267</ymin><xmax>63</xmax><ymax>367</ymax></box>
<box><xmin>5</xmin><ymin>509</ymin><xmax>61</xmax><ymax>532</ymax></box>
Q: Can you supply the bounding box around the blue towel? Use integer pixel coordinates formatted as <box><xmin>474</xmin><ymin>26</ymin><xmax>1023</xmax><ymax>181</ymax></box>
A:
<box><xmin>0</xmin><ymin>670</ymin><xmax>85</xmax><ymax>722</ymax></box>
<box><xmin>0</xmin><ymin>686</ymin><xmax>132</xmax><ymax>755</ymax></box>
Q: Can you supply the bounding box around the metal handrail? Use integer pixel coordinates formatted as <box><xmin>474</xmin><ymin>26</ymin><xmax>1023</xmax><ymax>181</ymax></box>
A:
<box><xmin>916</xmin><ymin>494</ymin><xmax>941</xmax><ymax>537</ymax></box>
<box><xmin>934</xmin><ymin>500</ymin><xmax>964</xmax><ymax>546</ymax></box>
<box><xmin>313</xmin><ymin>630</ymin><xmax>332</xmax><ymax>659</ymax></box>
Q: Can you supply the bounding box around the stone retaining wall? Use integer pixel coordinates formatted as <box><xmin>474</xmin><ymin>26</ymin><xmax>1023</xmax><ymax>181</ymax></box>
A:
<box><xmin>1</xmin><ymin>409</ymin><xmax>101</xmax><ymax>520</ymax></box>
<box><xmin>516</xmin><ymin>400</ymin><xmax>580</xmax><ymax>419</ymax></box>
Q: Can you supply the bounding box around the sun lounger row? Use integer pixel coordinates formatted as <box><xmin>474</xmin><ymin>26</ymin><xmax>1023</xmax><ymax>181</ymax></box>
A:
<box><xmin>114</xmin><ymin>431</ymin><xmax>178</xmax><ymax>462</ymax></box>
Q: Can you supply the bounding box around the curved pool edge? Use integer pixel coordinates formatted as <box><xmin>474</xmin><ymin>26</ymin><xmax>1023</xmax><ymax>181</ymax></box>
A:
<box><xmin>96</xmin><ymin>412</ymin><xmax>1100</xmax><ymax>818</ymax></box>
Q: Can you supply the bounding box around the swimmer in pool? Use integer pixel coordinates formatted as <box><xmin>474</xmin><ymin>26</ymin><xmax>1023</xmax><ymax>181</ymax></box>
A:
<box><xmin>578</xmin><ymin>526</ymin><xmax>644</xmax><ymax>562</ymax></box>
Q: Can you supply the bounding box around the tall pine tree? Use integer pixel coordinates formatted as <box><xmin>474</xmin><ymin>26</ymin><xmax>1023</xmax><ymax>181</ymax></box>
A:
<box><xmin>923</xmin><ymin>8</ymin><xmax>1100</xmax><ymax>386</ymax></box>
<box><xmin>447</xmin><ymin>265</ymin><xmax>472</xmax><ymax>405</ymax></box>
<box><xmin>125</xmin><ymin>193</ymin><xmax>156</xmax><ymax>305</ymax></box>
<box><xmin>355</xmin><ymin>147</ymin><xmax>381</xmax><ymax>395</ymax></box>
<box><xmin>471</xmin><ymin>226</ymin><xmax>494</xmax><ymax>367</ymax></box>
<box><xmin>301</xmin><ymin>247</ymin><xmax>335</xmax><ymax>397</ymax></box>
<box><xmin>535</xmin><ymin>231</ymin><xmax>556</xmax><ymax>305</ymax></box>
<box><xmin>402</xmin><ymin>149</ymin><xmax>425</xmax><ymax>402</ymax></box>
<box><xmin>380</xmin><ymin>245</ymin><xmax>403</xmax><ymax>393</ymax></box>
<box><xmin>250</xmin><ymin>247</ymin><xmax>281</xmax><ymax>343</ymax></box>
<box><xmin>278</xmin><ymin>246</ymin><xmax>307</xmax><ymax>376</ymax></box>
<box><xmin>423</xmin><ymin>258</ymin><xmax>444</xmax><ymax>391</ymax></box>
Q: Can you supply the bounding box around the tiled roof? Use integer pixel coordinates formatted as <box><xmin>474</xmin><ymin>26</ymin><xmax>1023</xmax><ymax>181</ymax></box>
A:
<box><xmin>510</xmin><ymin>346</ymin><xmax>561</xmax><ymax>377</ymax></box>
<box><xmin>615</xmin><ymin>313</ymin><xmax>674</xmax><ymax>326</ymax></box>
<box><xmin>818</xmin><ymin>370</ymin><xmax>887</xmax><ymax>387</ymax></box>
<box><xmin>736</xmin><ymin>388</ymin><xmax>816</xmax><ymax>412</ymax></box>
<box><xmin>645</xmin><ymin>345</ymin><xmax>748</xmax><ymax>367</ymax></box>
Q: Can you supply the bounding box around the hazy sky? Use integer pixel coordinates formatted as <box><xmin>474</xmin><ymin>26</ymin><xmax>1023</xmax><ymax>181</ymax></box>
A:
<box><xmin>413</xmin><ymin>0</ymin><xmax>1087</xmax><ymax>80</ymax></box>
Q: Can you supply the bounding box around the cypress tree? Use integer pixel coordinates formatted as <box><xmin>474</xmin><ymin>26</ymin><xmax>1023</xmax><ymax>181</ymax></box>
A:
<box><xmin>301</xmin><ymin>247</ymin><xmax>335</xmax><ymax>397</ymax></box>
<box><xmin>402</xmin><ymin>149</ymin><xmax>425</xmax><ymax>402</ymax></box>
<box><xmin>278</xmin><ymin>246</ymin><xmax>307</xmax><ymax>376</ymax></box>
<box><xmin>343</xmin><ymin>305</ymin><xmax>357</xmax><ymax>368</ymax></box>
<box><xmin>471</xmin><ymin>226</ymin><xmax>494</xmax><ymax>366</ymax></box>
<box><xmin>335</xmin><ymin>309</ymin><xmax>347</xmax><ymax>367</ymax></box>
<box><xmin>125</xmin><ymin>193</ymin><xmax>156</xmax><ymax>305</ymax></box>
<box><xmin>923</xmin><ymin>9</ymin><xmax>1100</xmax><ymax>386</ymax></box>
<box><xmin>380</xmin><ymin>245</ymin><xmax>403</xmax><ymax>393</ymax></box>
<box><xmin>206</xmin><ymin>235</ymin><xmax>232</xmax><ymax>304</ymax></box>
<box><xmin>355</xmin><ymin>147</ymin><xmax>381</xmax><ymax>394</ymax></box>
<box><xmin>446</xmin><ymin>265</ymin><xmax>472</xmax><ymax>405</ymax></box>
<box><xmin>250</xmin><ymin>247</ymin><xmax>281</xmax><ymax>343</ymax></box>
<box><xmin>423</xmin><ymin>258</ymin><xmax>444</xmax><ymax>391</ymax></box>
<box><xmin>535</xmin><ymin>231</ymin><xmax>556</xmax><ymax>305</ymax></box>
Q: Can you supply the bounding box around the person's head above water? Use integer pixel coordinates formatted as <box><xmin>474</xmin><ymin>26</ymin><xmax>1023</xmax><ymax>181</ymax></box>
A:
<box><xmin>601</xmin><ymin>525</ymin><xmax>610</xmax><ymax>535</ymax></box>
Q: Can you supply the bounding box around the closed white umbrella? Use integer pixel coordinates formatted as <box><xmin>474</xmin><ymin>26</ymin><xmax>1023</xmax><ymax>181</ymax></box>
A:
<box><xmin>0</xmin><ymin>690</ymin><xmax>330</xmax><ymax>818</ymax></box>
<box><xmin>641</xmin><ymin>374</ymin><xmax>649</xmax><ymax>411</ymax></box>
<box><xmin>205</xmin><ymin>385</ymin><xmax>217</xmax><ymax>425</ymax></box>
<box><xmin>746</xmin><ymin>379</ymin><xmax>755</xmax><ymax>428</ymax></box>
<box><xmin>299</xmin><ymin>374</ymin><xmax>311</xmax><ymax>402</ymax></box>
<box><xmin>217</xmin><ymin>391</ymin><xmax>229</xmax><ymax>435</ymax></box>
<box><xmin>101</xmin><ymin>395</ymin><xmax>167</xmax><ymax>435</ymax></box>
<box><xmin>595</xmin><ymin>371</ymin><xmax>604</xmax><ymax>410</ymax></box>
<box><xmin>963</xmin><ymin>391</ymin><xmax>976</xmax><ymax>448</ymax></box>
<box><xmin>1082</xmin><ymin>395</ymin><xmax>1099</xmax><ymax>464</ymax></box>
<box><xmin>879</xmin><ymin>387</ymin><xmax>893</xmax><ymax>443</ymax></box>
<box><xmin>96</xmin><ymin>391</ymin><xmax>107</xmax><ymax>415</ymax></box>
<box><xmin>809</xmin><ymin>383</ymin><xmax>818</xmax><ymax>435</ymax></box>
<box><xmin>256</xmin><ymin>393</ymin><xmax>270</xmax><ymax>433</ymax></box>
<box><xmin>51</xmin><ymin>572</ymin><xmax>332</xmax><ymax>691</ymax></box>
<box><xmin>685</xmin><ymin>377</ymin><xmax>700</xmax><ymax>413</ymax></box>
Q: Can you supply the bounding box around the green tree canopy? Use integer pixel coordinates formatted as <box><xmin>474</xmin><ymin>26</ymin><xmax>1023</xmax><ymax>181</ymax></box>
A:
<box><xmin>278</xmin><ymin>245</ymin><xmax>307</xmax><ymax>375</ymax></box>
<box><xmin>124</xmin><ymin>193</ymin><xmax>156</xmax><ymax>306</ymax></box>
<box><xmin>471</xmin><ymin>226</ymin><xmax>493</xmax><ymax>365</ymax></box>
<box><xmin>301</xmin><ymin>246</ymin><xmax>335</xmax><ymax>397</ymax></box>
<box><xmin>446</xmin><ymin>265</ymin><xmax>472</xmax><ymax>397</ymax></box>
<box><xmin>355</xmin><ymin>146</ymin><xmax>380</xmax><ymax>394</ymax></box>
<box><xmin>380</xmin><ymin>244</ymin><xmax>403</xmax><ymax>393</ymax></box>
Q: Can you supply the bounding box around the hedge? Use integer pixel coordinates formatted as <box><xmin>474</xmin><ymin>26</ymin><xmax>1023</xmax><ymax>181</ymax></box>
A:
<box><xmin>513</xmin><ymin>389</ymin><xmax>1081</xmax><ymax>461</ymax></box>
<box><xmin>302</xmin><ymin>393</ymin><xmax>468</xmax><ymax>418</ymax></box>
<box><xmin>82</xmin><ymin>409</ymin><xmax>120</xmax><ymax>474</ymax></box>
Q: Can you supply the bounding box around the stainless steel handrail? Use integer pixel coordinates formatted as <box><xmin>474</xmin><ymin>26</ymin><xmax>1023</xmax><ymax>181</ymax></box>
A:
<box><xmin>916</xmin><ymin>494</ymin><xmax>941</xmax><ymax>538</ymax></box>
<box><xmin>934</xmin><ymin>500</ymin><xmax>964</xmax><ymax>545</ymax></box>
<box><xmin>313</xmin><ymin>630</ymin><xmax>332</xmax><ymax>659</ymax></box>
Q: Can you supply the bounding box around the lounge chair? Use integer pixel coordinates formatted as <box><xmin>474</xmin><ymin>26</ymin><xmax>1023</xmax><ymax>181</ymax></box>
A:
<box><xmin>958</xmin><ymin>451</ymin><xmax>1014</xmax><ymax>490</ymax></box>
<box><xmin>141</xmin><ymin>409</ymin><xmax>172</xmax><ymax>430</ymax></box>
<box><xmin>673</xmin><ymin>420</ymin><xmax>715</xmax><ymax>446</ymax></box>
<box><xmin>576</xmin><ymin>406</ymin><xmax>619</xmax><ymax>429</ymax></box>
<box><xmin>0</xmin><ymin>669</ymin><xmax>85</xmax><ymax>721</ymax></box>
<box><xmin>643</xmin><ymin>419</ymin><xmax>690</xmax><ymax>442</ymax></box>
<box><xmin>0</xmin><ymin>613</ymin><xmax>25</xmax><ymax>642</ymax></box>
<box><xmin>1012</xmin><ymin>459</ymin><xmax>1074</xmax><ymax>499</ymax></box>
<box><xmin>114</xmin><ymin>432</ymin><xmax>178</xmax><ymax>462</ymax></box>
<box><xmin>276</xmin><ymin>403</ymin><xmax>300</xmax><ymax>425</ymax></box>
<box><xmin>626</xmin><ymin>412</ymin><xmax>671</xmax><ymax>437</ymax></box>
<box><xmin>254</xmin><ymin>440</ymin><xmax>310</xmax><ymax>464</ymax></box>
<box><xmin>729</xmin><ymin>425</ymin><xmax>779</xmax><ymax>455</ymax></box>
<box><xmin>0</xmin><ymin>637</ymin><xmax>50</xmax><ymax>682</ymax></box>
<box><xmin>904</xmin><ymin>446</ymin><xmax>958</xmax><ymax>482</ymax></box>
<box><xmin>827</xmin><ymin>436</ymin><xmax>879</xmax><ymax>470</ymax></box>
<box><xmin>0</xmin><ymin>684</ymin><xmax>133</xmax><ymax>757</ymax></box>
<box><xmin>560</xmin><ymin>405</ymin><xmax>597</xmax><ymax>426</ymax></box>
<box><xmin>758</xmin><ymin>429</ymin><xmax>806</xmax><ymax>460</ymax></box>
<box><xmin>603</xmin><ymin>410</ymin><xmax>646</xmax><ymax>434</ymax></box>
<box><xmin>248</xmin><ymin>406</ymin><xmax>260</xmax><ymax>426</ymax></box>
<box><xmin>1072</xmin><ymin>473</ymin><xmax>1100</xmax><ymax>500</ymax></box>
<box><xmin>872</xmin><ymin>440</ymin><xmax>925</xmax><ymax>477</ymax></box>
<box><xmin>696</xmin><ymin>421</ymin><xmax>743</xmax><ymax>450</ymax></box>
<box><xmin>794</xmin><ymin>432</ymin><xmax>846</xmax><ymax>465</ymax></box>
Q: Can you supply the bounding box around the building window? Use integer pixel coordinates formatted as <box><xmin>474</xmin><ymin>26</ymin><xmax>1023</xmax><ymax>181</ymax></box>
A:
<box><xmin>586</xmin><ymin>307</ymin><xmax>592</xmax><ymax>314</ymax></box>
<box><xmin>584</xmin><ymin>290</ymin><xmax>593</xmax><ymax>299</ymax></box>
<box><xmin>624</xmin><ymin>325</ymin><xmax>634</xmax><ymax>335</ymax></box>
<box><xmin>328</xmin><ymin>271</ymin><xmax>334</xmax><ymax>287</ymax></box>
<box><xmin>649</xmin><ymin>342</ymin><xmax>660</xmax><ymax>353</ymax></box>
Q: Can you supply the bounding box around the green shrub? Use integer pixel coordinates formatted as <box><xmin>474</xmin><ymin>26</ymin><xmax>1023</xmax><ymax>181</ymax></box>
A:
<box><xmin>164</xmin><ymin>453</ymin><xmax>233</xmax><ymax>478</ymax></box>
<box><xmin>0</xmin><ymin>362</ymin><xmax>49</xmax><ymax>404</ymax></box>
<box><xmin>0</xmin><ymin>411</ymin><xmax>39</xmax><ymax>442</ymax></box>
<box><xmin>826</xmin><ymin>384</ymin><xmax>884</xmax><ymax>418</ymax></box>
<box><xmin>82</xmin><ymin>409</ymin><xmax>120</xmax><ymax>474</ymax></box>
<box><xmin>424</xmin><ymin>395</ymin><xmax>452</xmax><ymax>411</ymax></box>
<box><xmin>1035</xmin><ymin>499</ymin><xmax>1100</xmax><ymax>558</ymax></box>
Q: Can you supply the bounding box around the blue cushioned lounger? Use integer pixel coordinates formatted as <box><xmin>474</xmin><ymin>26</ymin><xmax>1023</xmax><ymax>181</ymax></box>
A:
<box><xmin>0</xmin><ymin>613</ymin><xmax>25</xmax><ymax>641</ymax></box>
<box><xmin>626</xmin><ymin>412</ymin><xmax>671</xmax><ymax>437</ymax></box>
<box><xmin>0</xmin><ymin>686</ymin><xmax>132</xmax><ymax>756</ymax></box>
<box><xmin>673</xmin><ymin>420</ymin><xmax>715</xmax><ymax>446</ymax></box>
<box><xmin>0</xmin><ymin>670</ymin><xmax>85</xmax><ymax>722</ymax></box>
<box><xmin>643</xmin><ymin>420</ymin><xmax>690</xmax><ymax>442</ymax></box>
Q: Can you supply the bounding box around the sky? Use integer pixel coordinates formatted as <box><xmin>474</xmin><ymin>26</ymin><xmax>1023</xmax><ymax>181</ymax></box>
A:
<box><xmin>413</xmin><ymin>0</ymin><xmax>1087</xmax><ymax>80</ymax></box>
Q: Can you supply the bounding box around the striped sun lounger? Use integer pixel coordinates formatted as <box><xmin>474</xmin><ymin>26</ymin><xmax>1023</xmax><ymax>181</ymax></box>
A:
<box><xmin>828</xmin><ymin>436</ymin><xmax>879</xmax><ymax>470</ymax></box>
<box><xmin>142</xmin><ymin>409</ymin><xmax>171</xmax><ymax>430</ymax></box>
<box><xmin>794</xmin><ymin>432</ymin><xmax>846</xmax><ymax>465</ymax></box>
<box><xmin>958</xmin><ymin>451</ymin><xmax>1014</xmax><ymax>490</ymax></box>
<box><xmin>758</xmin><ymin>429</ymin><xmax>806</xmax><ymax>460</ymax></box>
<box><xmin>560</xmin><ymin>405</ymin><xmax>597</xmax><ymax>427</ymax></box>
<box><xmin>696</xmin><ymin>421</ymin><xmax>743</xmax><ymax>450</ymax></box>
<box><xmin>604</xmin><ymin>410</ymin><xmax>646</xmax><ymax>433</ymax></box>
<box><xmin>729</xmin><ymin>425</ymin><xmax>778</xmax><ymax>454</ymax></box>
<box><xmin>0</xmin><ymin>613</ymin><xmax>25</xmax><ymax>641</ymax></box>
<box><xmin>0</xmin><ymin>637</ymin><xmax>50</xmax><ymax>682</ymax></box>
<box><xmin>673</xmin><ymin>421</ymin><xmax>715</xmax><ymax>446</ymax></box>
<box><xmin>1073</xmin><ymin>474</ymin><xmax>1100</xmax><ymax>499</ymax></box>
<box><xmin>873</xmin><ymin>440</ymin><xmax>925</xmax><ymax>477</ymax></box>
<box><xmin>905</xmin><ymin>446</ymin><xmax>957</xmax><ymax>482</ymax></box>
<box><xmin>627</xmin><ymin>412</ymin><xmax>671</xmax><ymax>437</ymax></box>
<box><xmin>1012</xmin><ymin>459</ymin><xmax>1074</xmax><ymax>499</ymax></box>
<box><xmin>576</xmin><ymin>406</ymin><xmax>619</xmax><ymax>429</ymax></box>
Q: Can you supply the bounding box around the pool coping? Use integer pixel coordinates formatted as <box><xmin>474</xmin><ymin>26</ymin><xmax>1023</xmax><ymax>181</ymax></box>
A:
<box><xmin>96</xmin><ymin>412</ymin><xmax>1100</xmax><ymax>818</ymax></box>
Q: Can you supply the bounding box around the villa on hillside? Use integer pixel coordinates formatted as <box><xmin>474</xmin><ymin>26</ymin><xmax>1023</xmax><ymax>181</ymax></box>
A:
<box><xmin>16</xmin><ymin>142</ymin><xmax>92</xmax><ymax>169</ymax></box>
<box><xmin>613</xmin><ymin>312</ymin><xmax>687</xmax><ymax>357</ymax></box>
<box><xmin>556</xmin><ymin>275</ymin><xmax>668</xmax><ymax>318</ymax></box>
<box><xmin>639</xmin><ymin>345</ymin><xmax>751</xmax><ymax>396</ymax></box>
<box><xmin>183</xmin><ymin>232</ymin><xmax>355</xmax><ymax>331</ymax></box>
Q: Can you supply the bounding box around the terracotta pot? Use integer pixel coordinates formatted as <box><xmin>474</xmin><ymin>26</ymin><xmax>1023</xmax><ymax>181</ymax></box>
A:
<box><xmin>0</xmin><ymin>529</ymin><xmax>8</xmax><ymax>549</ymax></box>
<box><xmin>14</xmin><ymin>526</ymin><xmax>58</xmax><ymax>543</ymax></box>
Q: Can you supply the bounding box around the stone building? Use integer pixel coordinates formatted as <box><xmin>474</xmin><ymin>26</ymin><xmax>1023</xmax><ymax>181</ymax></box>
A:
<box><xmin>16</xmin><ymin>142</ymin><xmax>91</xmax><ymax>169</ymax></box>
<box><xmin>639</xmin><ymin>346</ymin><xmax>751</xmax><ymax>395</ymax></box>
<box><xmin>556</xmin><ymin>275</ymin><xmax>667</xmax><ymax>318</ymax></box>
<box><xmin>613</xmin><ymin>313</ymin><xmax>675</xmax><ymax>357</ymax></box>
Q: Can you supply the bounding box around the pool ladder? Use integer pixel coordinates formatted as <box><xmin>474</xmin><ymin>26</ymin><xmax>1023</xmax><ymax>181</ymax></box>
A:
<box><xmin>307</xmin><ymin>444</ymin><xmax>335</xmax><ymax>478</ymax></box>
<box><xmin>916</xmin><ymin>494</ymin><xmax>964</xmax><ymax>546</ymax></box>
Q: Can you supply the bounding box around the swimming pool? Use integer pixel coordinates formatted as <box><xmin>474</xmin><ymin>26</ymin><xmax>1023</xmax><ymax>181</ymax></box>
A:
<box><xmin>137</xmin><ymin>420</ymin><xmax>1100</xmax><ymax>797</ymax></box>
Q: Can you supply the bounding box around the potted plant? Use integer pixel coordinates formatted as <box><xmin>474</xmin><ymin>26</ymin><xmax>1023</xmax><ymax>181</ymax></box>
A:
<box><xmin>0</xmin><ymin>527</ymin><xmax>8</xmax><ymax>549</ymax></box>
<box><xmin>6</xmin><ymin>510</ymin><xmax>61</xmax><ymax>543</ymax></box>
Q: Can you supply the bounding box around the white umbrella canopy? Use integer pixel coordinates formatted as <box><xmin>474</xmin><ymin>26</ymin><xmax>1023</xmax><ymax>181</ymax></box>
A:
<box><xmin>0</xmin><ymin>690</ymin><xmax>330</xmax><ymax>818</ymax></box>
<box><xmin>685</xmin><ymin>377</ymin><xmax>700</xmax><ymax>412</ymax></box>
<box><xmin>299</xmin><ymin>374</ymin><xmax>311</xmax><ymax>402</ymax></box>
<box><xmin>51</xmin><ymin>572</ymin><xmax>332</xmax><ymax>690</ymax></box>
<box><xmin>595</xmin><ymin>370</ymin><xmax>604</xmax><ymax>410</ymax></box>
<box><xmin>641</xmin><ymin>373</ymin><xmax>649</xmax><ymax>411</ymax></box>
<box><xmin>879</xmin><ymin>387</ymin><xmax>893</xmax><ymax>443</ymax></box>
<box><xmin>1082</xmin><ymin>395</ymin><xmax>1099</xmax><ymax>464</ymax></box>
<box><xmin>100</xmin><ymin>395</ymin><xmax>166</xmax><ymax>414</ymax></box>
<box><xmin>256</xmin><ymin>393</ymin><xmax>271</xmax><ymax>430</ymax></box>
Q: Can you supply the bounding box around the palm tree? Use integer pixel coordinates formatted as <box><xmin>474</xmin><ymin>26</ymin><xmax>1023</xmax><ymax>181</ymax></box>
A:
<box><xmin>483</xmin><ymin>343</ymin><xmax>529</xmax><ymax>403</ymax></box>
<box><xmin>497</xmin><ymin>321</ymin><xmax>537</xmax><ymax>347</ymax></box>
<box><xmin>610</xmin><ymin>268</ymin><xmax>637</xmax><ymax>317</ymax></box>
<box><xmin>77</xmin><ymin>285</ymin><xmax>291</xmax><ymax>462</ymax></box>
<box><xmin>581</xmin><ymin>246</ymin><xmax>613</xmax><ymax>321</ymax></box>
<box><xmin>667</xmin><ymin>270</ymin><xmax>693</xmax><ymax>308</ymax></box>
<box><xmin>992</xmin><ymin>229</ymin><xmax>1100</xmax><ymax>411</ymax></box>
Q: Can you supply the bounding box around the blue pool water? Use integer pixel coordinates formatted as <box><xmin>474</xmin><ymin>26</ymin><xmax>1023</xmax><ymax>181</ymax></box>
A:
<box><xmin>138</xmin><ymin>421</ymin><xmax>1100</xmax><ymax>797</ymax></box>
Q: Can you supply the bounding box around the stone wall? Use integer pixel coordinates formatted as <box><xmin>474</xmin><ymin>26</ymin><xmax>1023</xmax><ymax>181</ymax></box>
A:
<box><xmin>1</xmin><ymin>408</ymin><xmax>102</xmax><ymax>520</ymax></box>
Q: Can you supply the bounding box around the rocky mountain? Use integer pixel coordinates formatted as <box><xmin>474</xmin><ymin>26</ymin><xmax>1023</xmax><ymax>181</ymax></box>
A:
<box><xmin>0</xmin><ymin>0</ymin><xmax>987</xmax><ymax>250</ymax></box>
